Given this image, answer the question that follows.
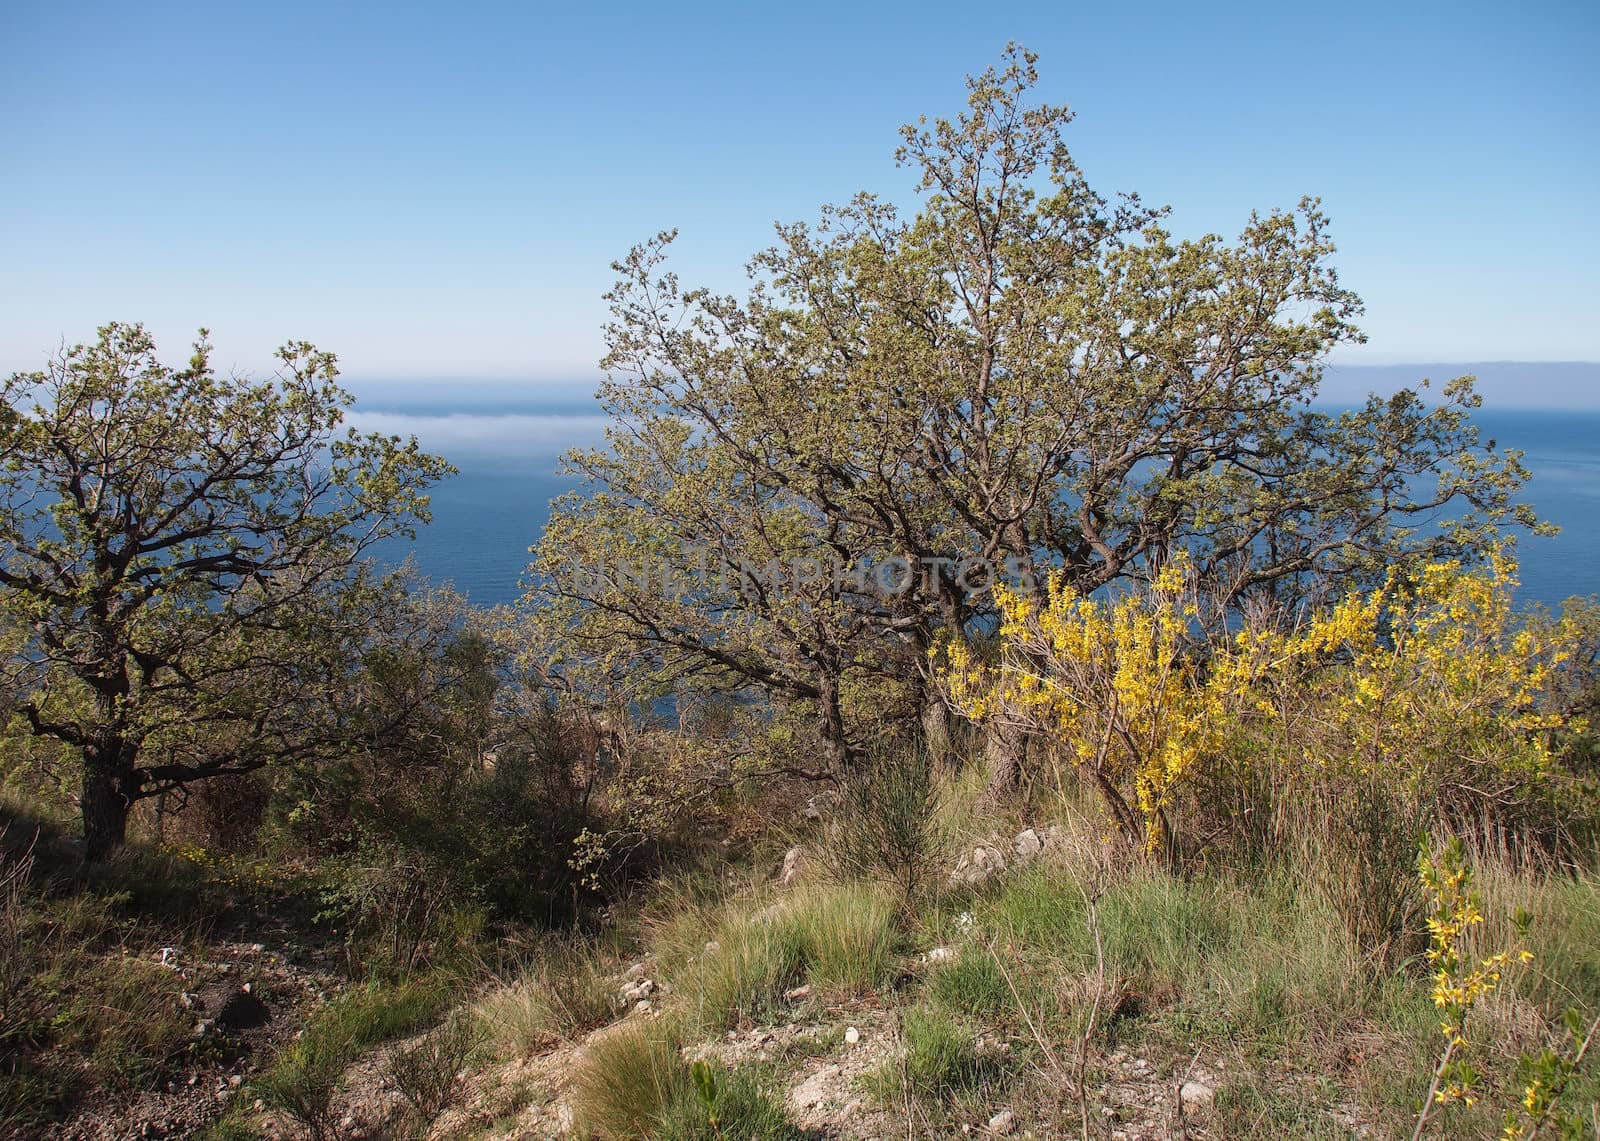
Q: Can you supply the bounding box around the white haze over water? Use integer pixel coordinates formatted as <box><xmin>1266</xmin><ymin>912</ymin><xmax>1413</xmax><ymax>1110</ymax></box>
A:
<box><xmin>347</xmin><ymin>410</ymin><xmax>611</xmax><ymax>459</ymax></box>
<box><xmin>353</xmin><ymin>403</ymin><xmax>1600</xmax><ymax>609</ymax></box>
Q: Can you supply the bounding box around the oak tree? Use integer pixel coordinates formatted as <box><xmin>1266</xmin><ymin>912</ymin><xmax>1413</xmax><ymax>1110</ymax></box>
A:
<box><xmin>0</xmin><ymin>323</ymin><xmax>452</xmax><ymax>858</ymax></box>
<box><xmin>528</xmin><ymin>47</ymin><xmax>1538</xmax><ymax>773</ymax></box>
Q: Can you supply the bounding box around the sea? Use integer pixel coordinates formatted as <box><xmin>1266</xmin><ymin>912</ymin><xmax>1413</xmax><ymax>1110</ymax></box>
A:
<box><xmin>355</xmin><ymin>404</ymin><xmax>1600</xmax><ymax>612</ymax></box>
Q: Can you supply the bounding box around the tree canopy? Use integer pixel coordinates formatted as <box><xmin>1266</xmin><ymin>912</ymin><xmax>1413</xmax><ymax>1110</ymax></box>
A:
<box><xmin>0</xmin><ymin>322</ymin><xmax>453</xmax><ymax>857</ymax></box>
<box><xmin>529</xmin><ymin>47</ymin><xmax>1539</xmax><ymax>771</ymax></box>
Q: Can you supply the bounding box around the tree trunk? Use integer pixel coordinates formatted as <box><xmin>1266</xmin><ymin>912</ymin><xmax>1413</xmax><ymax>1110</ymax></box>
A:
<box><xmin>920</xmin><ymin>695</ymin><xmax>954</xmax><ymax>770</ymax></box>
<box><xmin>815</xmin><ymin>672</ymin><xmax>853</xmax><ymax>775</ymax></box>
<box><xmin>982</xmin><ymin>718</ymin><xmax>1026</xmax><ymax>798</ymax></box>
<box><xmin>81</xmin><ymin>751</ymin><xmax>135</xmax><ymax>862</ymax></box>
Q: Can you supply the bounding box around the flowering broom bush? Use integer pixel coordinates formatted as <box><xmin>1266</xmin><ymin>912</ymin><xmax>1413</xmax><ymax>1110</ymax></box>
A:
<box><xmin>938</xmin><ymin>552</ymin><xmax>1594</xmax><ymax>861</ymax></box>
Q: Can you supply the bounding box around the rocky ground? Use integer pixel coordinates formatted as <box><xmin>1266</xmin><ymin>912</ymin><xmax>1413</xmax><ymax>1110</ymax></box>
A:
<box><xmin>38</xmin><ymin>939</ymin><xmax>342</xmax><ymax>1141</ymax></box>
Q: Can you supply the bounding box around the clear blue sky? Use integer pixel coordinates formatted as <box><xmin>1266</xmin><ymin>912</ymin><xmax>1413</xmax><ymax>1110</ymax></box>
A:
<box><xmin>2</xmin><ymin>0</ymin><xmax>1596</xmax><ymax>391</ymax></box>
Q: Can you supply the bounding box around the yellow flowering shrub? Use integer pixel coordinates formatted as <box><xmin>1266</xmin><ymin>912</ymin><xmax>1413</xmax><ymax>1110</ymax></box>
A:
<box><xmin>938</xmin><ymin>551</ymin><xmax>1591</xmax><ymax>858</ymax></box>
<box><xmin>940</xmin><ymin>554</ymin><xmax>1255</xmax><ymax>853</ymax></box>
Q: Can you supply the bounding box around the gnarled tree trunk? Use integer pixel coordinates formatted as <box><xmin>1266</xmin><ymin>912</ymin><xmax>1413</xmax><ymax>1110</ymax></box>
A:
<box><xmin>81</xmin><ymin>747</ymin><xmax>137</xmax><ymax>862</ymax></box>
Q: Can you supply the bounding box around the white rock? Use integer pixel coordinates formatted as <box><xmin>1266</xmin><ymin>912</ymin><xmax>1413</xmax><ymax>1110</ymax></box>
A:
<box><xmin>923</xmin><ymin>945</ymin><xmax>954</xmax><ymax>964</ymax></box>
<box><xmin>987</xmin><ymin>1108</ymin><xmax>1017</xmax><ymax>1135</ymax></box>
<box><xmin>1014</xmin><ymin>828</ymin><xmax>1044</xmax><ymax>861</ymax></box>
<box><xmin>844</xmin><ymin>1026</ymin><xmax>860</xmax><ymax>1045</ymax></box>
<box><xmin>778</xmin><ymin>845</ymin><xmax>806</xmax><ymax>887</ymax></box>
<box><xmin>1180</xmin><ymin>1080</ymin><xmax>1215</xmax><ymax>1107</ymax></box>
<box><xmin>623</xmin><ymin>961</ymin><xmax>647</xmax><ymax>981</ymax></box>
<box><xmin>634</xmin><ymin>999</ymin><xmax>653</xmax><ymax>1014</ymax></box>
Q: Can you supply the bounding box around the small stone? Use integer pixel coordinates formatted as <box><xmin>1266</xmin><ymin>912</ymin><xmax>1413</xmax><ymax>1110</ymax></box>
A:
<box><xmin>704</xmin><ymin>940</ymin><xmax>721</xmax><ymax>954</ymax></box>
<box><xmin>1180</xmin><ymin>1080</ymin><xmax>1215</xmax><ymax>1108</ymax></box>
<box><xmin>634</xmin><ymin>1000</ymin><xmax>653</xmax><ymax>1014</ymax></box>
<box><xmin>1014</xmin><ymin>828</ymin><xmax>1044</xmax><ymax>861</ymax></box>
<box><xmin>987</xmin><ymin>1108</ymin><xmax>1017</xmax><ymax>1135</ymax></box>
<box><xmin>228</xmin><ymin>1074</ymin><xmax>243</xmax><ymax>1088</ymax></box>
<box><xmin>844</xmin><ymin>1026</ymin><xmax>860</xmax><ymax>1045</ymax></box>
<box><xmin>784</xmin><ymin>984</ymin><xmax>812</xmax><ymax>1001</ymax></box>
<box><xmin>924</xmin><ymin>945</ymin><xmax>954</xmax><ymax>964</ymax></box>
<box><xmin>623</xmin><ymin>961</ymin><xmax>647</xmax><ymax>981</ymax></box>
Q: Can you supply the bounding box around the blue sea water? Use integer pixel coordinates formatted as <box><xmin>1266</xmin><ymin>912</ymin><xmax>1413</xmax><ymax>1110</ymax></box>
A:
<box><xmin>363</xmin><ymin>406</ymin><xmax>1600</xmax><ymax>611</ymax></box>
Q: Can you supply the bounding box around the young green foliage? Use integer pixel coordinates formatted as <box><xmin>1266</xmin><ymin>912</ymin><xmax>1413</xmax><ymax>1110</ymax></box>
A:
<box><xmin>0</xmin><ymin>323</ymin><xmax>452</xmax><ymax>857</ymax></box>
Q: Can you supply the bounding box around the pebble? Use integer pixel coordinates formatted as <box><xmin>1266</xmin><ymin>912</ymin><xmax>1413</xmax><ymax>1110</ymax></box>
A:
<box><xmin>987</xmin><ymin>1108</ymin><xmax>1017</xmax><ymax>1135</ymax></box>
<box><xmin>1180</xmin><ymin>1080</ymin><xmax>1215</xmax><ymax>1107</ymax></box>
<box><xmin>844</xmin><ymin>1026</ymin><xmax>860</xmax><ymax>1045</ymax></box>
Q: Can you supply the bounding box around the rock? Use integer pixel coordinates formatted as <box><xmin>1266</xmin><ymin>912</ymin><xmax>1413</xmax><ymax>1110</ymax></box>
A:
<box><xmin>634</xmin><ymin>999</ymin><xmax>653</xmax><ymax>1014</ymax></box>
<box><xmin>704</xmin><ymin>941</ymin><xmax>721</xmax><ymax>954</ymax></box>
<box><xmin>623</xmin><ymin>961</ymin><xmax>647</xmax><ymax>981</ymax></box>
<box><xmin>248</xmin><ymin>942</ymin><xmax>266</xmax><ymax>954</ymax></box>
<box><xmin>778</xmin><ymin>845</ymin><xmax>806</xmax><ymax>887</ymax></box>
<box><xmin>228</xmin><ymin>1074</ymin><xmax>243</xmax><ymax>1088</ymax></box>
<box><xmin>987</xmin><ymin>1108</ymin><xmax>1017</xmax><ymax>1135</ymax></box>
<box><xmin>844</xmin><ymin>1026</ymin><xmax>860</xmax><ymax>1045</ymax></box>
<box><xmin>621</xmin><ymin>977</ymin><xmax>657</xmax><ymax>1003</ymax></box>
<box><xmin>1013</xmin><ymin>828</ymin><xmax>1044</xmax><ymax>861</ymax></box>
<box><xmin>784</xmin><ymin>984</ymin><xmax>812</xmax><ymax>1001</ymax></box>
<box><xmin>923</xmin><ymin>945</ymin><xmax>954</xmax><ymax>964</ymax></box>
<box><xmin>1180</xmin><ymin>1080</ymin><xmax>1215</xmax><ymax>1108</ymax></box>
<box><xmin>948</xmin><ymin>843</ymin><xmax>1008</xmax><ymax>887</ymax></box>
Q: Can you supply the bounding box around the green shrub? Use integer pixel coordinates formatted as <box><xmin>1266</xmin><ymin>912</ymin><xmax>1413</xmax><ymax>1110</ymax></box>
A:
<box><xmin>384</xmin><ymin>1011</ymin><xmax>482</xmax><ymax>1127</ymax></box>
<box><xmin>824</xmin><ymin>751</ymin><xmax>942</xmax><ymax>902</ymax></box>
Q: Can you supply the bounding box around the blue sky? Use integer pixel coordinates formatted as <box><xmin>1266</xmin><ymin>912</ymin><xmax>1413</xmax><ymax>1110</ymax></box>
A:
<box><xmin>2</xmin><ymin>0</ymin><xmax>1596</xmax><ymax>394</ymax></box>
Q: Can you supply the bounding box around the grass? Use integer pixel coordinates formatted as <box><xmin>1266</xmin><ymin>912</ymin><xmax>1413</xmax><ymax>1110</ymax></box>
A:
<box><xmin>473</xmin><ymin>939</ymin><xmax>624</xmax><ymax>1055</ymax></box>
<box><xmin>0</xmin><ymin>879</ymin><xmax>194</xmax><ymax>1129</ymax></box>
<box><xmin>254</xmin><ymin>975</ymin><xmax>456</xmax><ymax>1141</ymax></box>
<box><xmin>569</xmin><ymin>1019</ymin><xmax>692</xmax><ymax>1139</ymax></box>
<box><xmin>867</xmin><ymin>1005</ymin><xmax>1011</xmax><ymax>1106</ymax></box>
<box><xmin>569</xmin><ymin>1017</ymin><xmax>813</xmax><ymax>1141</ymax></box>
<box><xmin>655</xmin><ymin>880</ymin><xmax>898</xmax><ymax>1030</ymax></box>
<box><xmin>657</xmin><ymin>1061</ymin><xmax>814</xmax><ymax>1141</ymax></box>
